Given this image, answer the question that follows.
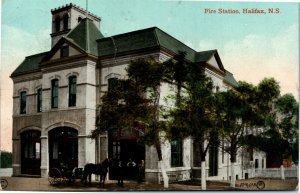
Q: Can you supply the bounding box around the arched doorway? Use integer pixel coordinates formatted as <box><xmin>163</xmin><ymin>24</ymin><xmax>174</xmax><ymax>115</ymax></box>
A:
<box><xmin>48</xmin><ymin>127</ymin><xmax>78</xmax><ymax>170</ymax></box>
<box><xmin>21</xmin><ymin>130</ymin><xmax>41</xmax><ymax>175</ymax></box>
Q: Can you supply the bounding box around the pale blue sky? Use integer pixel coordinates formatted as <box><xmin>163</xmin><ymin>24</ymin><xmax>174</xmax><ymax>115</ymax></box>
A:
<box><xmin>1</xmin><ymin>0</ymin><xmax>299</xmax><ymax>151</ymax></box>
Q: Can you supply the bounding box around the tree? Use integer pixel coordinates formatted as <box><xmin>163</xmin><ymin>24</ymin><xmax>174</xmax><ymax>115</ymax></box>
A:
<box><xmin>246</xmin><ymin>93</ymin><xmax>299</xmax><ymax>166</ymax></box>
<box><xmin>1</xmin><ymin>151</ymin><xmax>12</xmax><ymax>168</ymax></box>
<box><xmin>92</xmin><ymin>57</ymin><xmax>170</xmax><ymax>188</ymax></box>
<box><xmin>216</xmin><ymin>78</ymin><xmax>280</xmax><ymax>188</ymax></box>
<box><xmin>166</xmin><ymin>62</ymin><xmax>216</xmax><ymax>190</ymax></box>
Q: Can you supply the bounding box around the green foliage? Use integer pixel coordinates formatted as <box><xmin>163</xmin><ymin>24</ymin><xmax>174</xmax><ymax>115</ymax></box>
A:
<box><xmin>1</xmin><ymin>151</ymin><xmax>12</xmax><ymax>168</ymax></box>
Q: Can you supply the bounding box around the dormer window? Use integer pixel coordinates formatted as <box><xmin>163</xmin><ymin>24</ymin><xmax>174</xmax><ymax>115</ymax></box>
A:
<box><xmin>60</xmin><ymin>46</ymin><xmax>69</xmax><ymax>58</ymax></box>
<box><xmin>63</xmin><ymin>14</ymin><xmax>69</xmax><ymax>30</ymax></box>
<box><xmin>55</xmin><ymin>16</ymin><xmax>60</xmax><ymax>32</ymax></box>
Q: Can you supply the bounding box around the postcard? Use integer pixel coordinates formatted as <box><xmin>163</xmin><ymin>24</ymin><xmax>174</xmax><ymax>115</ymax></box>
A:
<box><xmin>1</xmin><ymin>0</ymin><xmax>298</xmax><ymax>191</ymax></box>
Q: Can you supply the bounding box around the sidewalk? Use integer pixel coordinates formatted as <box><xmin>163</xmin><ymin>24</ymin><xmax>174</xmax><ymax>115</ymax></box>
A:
<box><xmin>1</xmin><ymin>176</ymin><xmax>298</xmax><ymax>191</ymax></box>
<box><xmin>1</xmin><ymin>177</ymin><xmax>225</xmax><ymax>191</ymax></box>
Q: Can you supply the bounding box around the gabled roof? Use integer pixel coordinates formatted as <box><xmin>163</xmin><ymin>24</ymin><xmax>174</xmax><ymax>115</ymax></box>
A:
<box><xmin>224</xmin><ymin>70</ymin><xmax>239</xmax><ymax>87</ymax></box>
<box><xmin>66</xmin><ymin>18</ymin><xmax>104</xmax><ymax>56</ymax></box>
<box><xmin>195</xmin><ymin>49</ymin><xmax>225</xmax><ymax>71</ymax></box>
<box><xmin>11</xmin><ymin>52</ymin><xmax>48</xmax><ymax>77</ymax></box>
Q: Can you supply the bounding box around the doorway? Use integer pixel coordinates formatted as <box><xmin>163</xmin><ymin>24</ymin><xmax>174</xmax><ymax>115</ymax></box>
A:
<box><xmin>48</xmin><ymin>127</ymin><xmax>78</xmax><ymax>170</ymax></box>
<box><xmin>108</xmin><ymin>128</ymin><xmax>145</xmax><ymax>180</ymax></box>
<box><xmin>21</xmin><ymin>130</ymin><xmax>41</xmax><ymax>175</ymax></box>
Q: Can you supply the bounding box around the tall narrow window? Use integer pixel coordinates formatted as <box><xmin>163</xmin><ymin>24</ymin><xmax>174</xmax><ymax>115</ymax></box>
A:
<box><xmin>68</xmin><ymin>76</ymin><xmax>77</xmax><ymax>107</ymax></box>
<box><xmin>20</xmin><ymin>91</ymin><xmax>27</xmax><ymax>114</ymax></box>
<box><xmin>108</xmin><ymin>78</ymin><xmax>119</xmax><ymax>91</ymax></box>
<box><xmin>51</xmin><ymin>79</ymin><xmax>59</xmax><ymax>108</ymax></box>
<box><xmin>63</xmin><ymin>14</ymin><xmax>68</xmax><ymax>30</ymax></box>
<box><xmin>171</xmin><ymin>138</ymin><xmax>183</xmax><ymax>167</ymax></box>
<box><xmin>37</xmin><ymin>88</ymin><xmax>42</xmax><ymax>112</ymax></box>
<box><xmin>55</xmin><ymin>17</ymin><xmax>60</xmax><ymax>32</ymax></box>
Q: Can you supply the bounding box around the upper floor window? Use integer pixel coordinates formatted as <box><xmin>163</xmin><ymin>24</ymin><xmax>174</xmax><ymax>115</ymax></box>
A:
<box><xmin>20</xmin><ymin>91</ymin><xmax>27</xmax><ymax>114</ymax></box>
<box><xmin>63</xmin><ymin>14</ymin><xmax>69</xmax><ymax>30</ymax></box>
<box><xmin>37</xmin><ymin>88</ymin><xmax>42</xmax><ymax>112</ymax></box>
<box><xmin>60</xmin><ymin>46</ymin><xmax>69</xmax><ymax>58</ymax></box>
<box><xmin>55</xmin><ymin>17</ymin><xmax>60</xmax><ymax>32</ymax></box>
<box><xmin>171</xmin><ymin>138</ymin><xmax>183</xmax><ymax>167</ymax></box>
<box><xmin>68</xmin><ymin>76</ymin><xmax>77</xmax><ymax>107</ymax></box>
<box><xmin>108</xmin><ymin>78</ymin><xmax>119</xmax><ymax>91</ymax></box>
<box><xmin>51</xmin><ymin>79</ymin><xmax>59</xmax><ymax>108</ymax></box>
<box><xmin>78</xmin><ymin>17</ymin><xmax>82</xmax><ymax>23</ymax></box>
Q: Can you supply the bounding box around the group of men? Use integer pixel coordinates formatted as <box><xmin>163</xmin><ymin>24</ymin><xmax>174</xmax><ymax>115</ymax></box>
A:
<box><xmin>116</xmin><ymin>159</ymin><xmax>145</xmax><ymax>187</ymax></box>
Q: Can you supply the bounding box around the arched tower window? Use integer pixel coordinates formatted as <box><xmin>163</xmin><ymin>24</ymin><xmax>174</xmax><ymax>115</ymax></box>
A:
<box><xmin>78</xmin><ymin>17</ymin><xmax>82</xmax><ymax>23</ymax></box>
<box><xmin>55</xmin><ymin>16</ymin><xmax>61</xmax><ymax>32</ymax></box>
<box><xmin>63</xmin><ymin>14</ymin><xmax>69</xmax><ymax>30</ymax></box>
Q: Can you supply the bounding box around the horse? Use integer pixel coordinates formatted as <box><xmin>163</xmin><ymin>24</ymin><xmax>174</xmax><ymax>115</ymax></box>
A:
<box><xmin>82</xmin><ymin>158</ymin><xmax>114</xmax><ymax>187</ymax></box>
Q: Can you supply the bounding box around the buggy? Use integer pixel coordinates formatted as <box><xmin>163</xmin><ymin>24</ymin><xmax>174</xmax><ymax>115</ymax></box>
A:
<box><xmin>48</xmin><ymin>166</ymin><xmax>84</xmax><ymax>185</ymax></box>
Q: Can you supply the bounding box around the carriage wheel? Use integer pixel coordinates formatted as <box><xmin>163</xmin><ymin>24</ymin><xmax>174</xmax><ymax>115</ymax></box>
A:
<box><xmin>48</xmin><ymin>168</ymin><xmax>62</xmax><ymax>185</ymax></box>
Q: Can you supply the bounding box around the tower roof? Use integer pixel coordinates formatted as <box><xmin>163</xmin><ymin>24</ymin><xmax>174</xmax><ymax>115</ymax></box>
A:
<box><xmin>66</xmin><ymin>18</ymin><xmax>104</xmax><ymax>56</ymax></box>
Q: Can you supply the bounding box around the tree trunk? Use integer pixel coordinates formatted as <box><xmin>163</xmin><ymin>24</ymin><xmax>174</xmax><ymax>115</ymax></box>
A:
<box><xmin>230</xmin><ymin>161</ymin><xmax>236</xmax><ymax>188</ymax></box>
<box><xmin>201</xmin><ymin>161</ymin><xmax>206</xmax><ymax>190</ymax></box>
<box><xmin>155</xmin><ymin>142</ymin><xmax>169</xmax><ymax>188</ymax></box>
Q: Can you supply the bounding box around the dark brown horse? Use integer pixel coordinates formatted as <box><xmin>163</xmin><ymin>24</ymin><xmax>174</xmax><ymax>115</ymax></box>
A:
<box><xmin>82</xmin><ymin>158</ymin><xmax>114</xmax><ymax>187</ymax></box>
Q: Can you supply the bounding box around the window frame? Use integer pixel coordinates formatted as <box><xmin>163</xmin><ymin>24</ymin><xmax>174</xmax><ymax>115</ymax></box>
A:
<box><xmin>51</xmin><ymin>79</ymin><xmax>59</xmax><ymax>108</ymax></box>
<box><xmin>37</xmin><ymin>88</ymin><xmax>42</xmax><ymax>112</ymax></box>
<box><xmin>20</xmin><ymin>91</ymin><xmax>27</xmax><ymax>114</ymax></box>
<box><xmin>68</xmin><ymin>76</ymin><xmax>77</xmax><ymax>107</ymax></box>
<box><xmin>170</xmin><ymin>138</ymin><xmax>183</xmax><ymax>167</ymax></box>
<box><xmin>63</xmin><ymin>14</ymin><xmax>68</xmax><ymax>30</ymax></box>
<box><xmin>55</xmin><ymin>17</ymin><xmax>60</xmax><ymax>32</ymax></box>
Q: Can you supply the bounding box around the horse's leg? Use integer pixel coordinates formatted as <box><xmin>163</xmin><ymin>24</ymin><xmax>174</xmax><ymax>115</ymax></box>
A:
<box><xmin>88</xmin><ymin>174</ymin><xmax>92</xmax><ymax>185</ymax></box>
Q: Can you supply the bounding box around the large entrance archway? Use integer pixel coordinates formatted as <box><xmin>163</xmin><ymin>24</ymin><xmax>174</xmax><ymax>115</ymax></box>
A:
<box><xmin>108</xmin><ymin>128</ymin><xmax>145</xmax><ymax>180</ymax></box>
<box><xmin>48</xmin><ymin>127</ymin><xmax>78</xmax><ymax>170</ymax></box>
<box><xmin>21</xmin><ymin>130</ymin><xmax>41</xmax><ymax>175</ymax></box>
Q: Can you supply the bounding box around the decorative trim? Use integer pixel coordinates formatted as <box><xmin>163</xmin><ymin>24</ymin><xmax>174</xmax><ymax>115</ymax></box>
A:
<box><xmin>45</xmin><ymin>121</ymin><xmax>81</xmax><ymax>133</ymax></box>
<box><xmin>49</xmin><ymin>74</ymin><xmax>61</xmax><ymax>80</ymax></box>
<box><xmin>66</xmin><ymin>72</ymin><xmax>79</xmax><ymax>79</ymax></box>
<box><xmin>17</xmin><ymin>126</ymin><xmax>42</xmax><ymax>135</ymax></box>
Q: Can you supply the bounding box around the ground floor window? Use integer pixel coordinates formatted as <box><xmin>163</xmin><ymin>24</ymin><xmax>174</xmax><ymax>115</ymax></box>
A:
<box><xmin>171</xmin><ymin>138</ymin><xmax>183</xmax><ymax>167</ymax></box>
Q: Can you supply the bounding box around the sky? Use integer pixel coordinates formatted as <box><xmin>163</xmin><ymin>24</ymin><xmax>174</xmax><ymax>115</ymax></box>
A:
<box><xmin>1</xmin><ymin>0</ymin><xmax>299</xmax><ymax>152</ymax></box>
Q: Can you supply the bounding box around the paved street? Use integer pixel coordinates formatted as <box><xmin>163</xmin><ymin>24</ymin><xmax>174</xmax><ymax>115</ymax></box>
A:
<box><xmin>1</xmin><ymin>176</ymin><xmax>298</xmax><ymax>191</ymax></box>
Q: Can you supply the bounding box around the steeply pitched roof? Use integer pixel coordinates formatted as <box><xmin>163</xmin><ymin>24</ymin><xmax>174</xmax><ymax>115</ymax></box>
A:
<box><xmin>224</xmin><ymin>70</ymin><xmax>239</xmax><ymax>87</ymax></box>
<box><xmin>66</xmin><ymin>18</ymin><xmax>104</xmax><ymax>56</ymax></box>
<box><xmin>11</xmin><ymin>52</ymin><xmax>48</xmax><ymax>77</ymax></box>
<box><xmin>195</xmin><ymin>50</ymin><xmax>217</xmax><ymax>62</ymax></box>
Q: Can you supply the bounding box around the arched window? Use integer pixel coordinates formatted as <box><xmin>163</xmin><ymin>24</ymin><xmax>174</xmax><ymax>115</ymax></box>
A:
<box><xmin>20</xmin><ymin>91</ymin><xmax>27</xmax><ymax>114</ymax></box>
<box><xmin>51</xmin><ymin>79</ymin><xmax>59</xmax><ymax>108</ymax></box>
<box><xmin>63</xmin><ymin>14</ymin><xmax>69</xmax><ymax>30</ymax></box>
<box><xmin>78</xmin><ymin>16</ymin><xmax>82</xmax><ymax>23</ymax></box>
<box><xmin>108</xmin><ymin>78</ymin><xmax>119</xmax><ymax>91</ymax></box>
<box><xmin>55</xmin><ymin>16</ymin><xmax>60</xmax><ymax>32</ymax></box>
<box><xmin>68</xmin><ymin>76</ymin><xmax>77</xmax><ymax>107</ymax></box>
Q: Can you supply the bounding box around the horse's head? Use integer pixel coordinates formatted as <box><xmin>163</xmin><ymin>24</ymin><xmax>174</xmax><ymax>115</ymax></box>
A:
<box><xmin>107</xmin><ymin>157</ymin><xmax>114</xmax><ymax>167</ymax></box>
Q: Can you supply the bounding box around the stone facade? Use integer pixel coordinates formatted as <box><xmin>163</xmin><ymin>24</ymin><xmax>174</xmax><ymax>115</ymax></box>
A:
<box><xmin>10</xmin><ymin>3</ymin><xmax>266</xmax><ymax>183</ymax></box>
